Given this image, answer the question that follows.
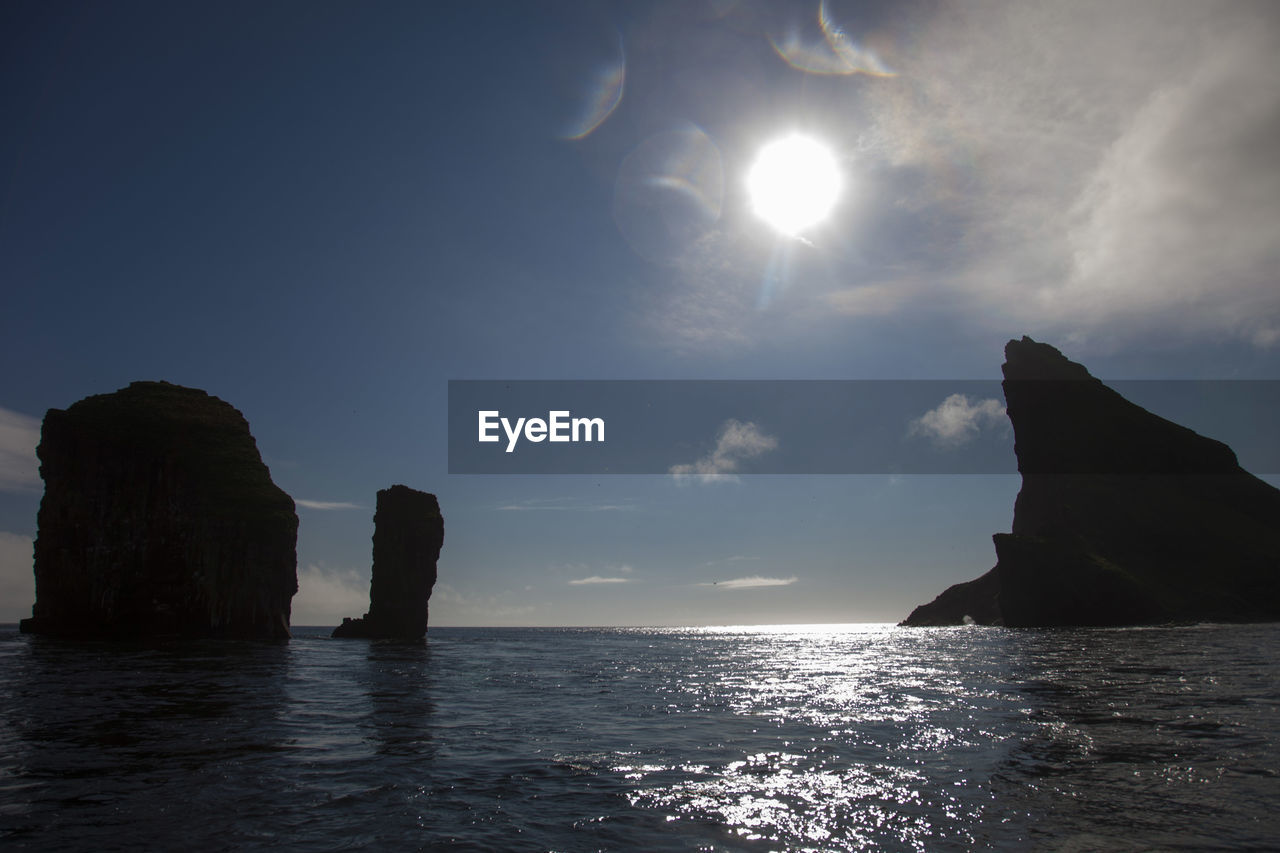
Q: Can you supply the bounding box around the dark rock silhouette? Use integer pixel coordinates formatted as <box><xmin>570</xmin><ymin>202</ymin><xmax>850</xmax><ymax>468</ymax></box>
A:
<box><xmin>20</xmin><ymin>381</ymin><xmax>298</xmax><ymax>638</ymax></box>
<box><xmin>332</xmin><ymin>485</ymin><xmax>442</xmax><ymax>640</ymax></box>
<box><xmin>903</xmin><ymin>337</ymin><xmax>1280</xmax><ymax>627</ymax></box>
<box><xmin>900</xmin><ymin>566</ymin><xmax>1002</xmax><ymax>627</ymax></box>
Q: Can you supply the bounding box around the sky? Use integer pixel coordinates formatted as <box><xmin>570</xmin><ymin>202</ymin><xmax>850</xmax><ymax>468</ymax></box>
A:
<box><xmin>2</xmin><ymin>0</ymin><xmax>1278</xmax><ymax>626</ymax></box>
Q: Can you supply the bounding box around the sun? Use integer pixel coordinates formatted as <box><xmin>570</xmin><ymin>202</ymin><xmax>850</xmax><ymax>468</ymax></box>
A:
<box><xmin>746</xmin><ymin>134</ymin><xmax>842</xmax><ymax>236</ymax></box>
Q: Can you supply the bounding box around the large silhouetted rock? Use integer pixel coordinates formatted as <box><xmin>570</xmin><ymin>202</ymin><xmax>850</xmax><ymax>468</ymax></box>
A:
<box><xmin>20</xmin><ymin>381</ymin><xmax>298</xmax><ymax>638</ymax></box>
<box><xmin>332</xmin><ymin>485</ymin><xmax>442</xmax><ymax>640</ymax></box>
<box><xmin>902</xmin><ymin>337</ymin><xmax>1280</xmax><ymax>627</ymax></box>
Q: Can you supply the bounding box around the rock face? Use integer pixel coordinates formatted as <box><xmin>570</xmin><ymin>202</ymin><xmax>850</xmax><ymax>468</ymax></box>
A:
<box><xmin>21</xmin><ymin>381</ymin><xmax>298</xmax><ymax>638</ymax></box>
<box><xmin>902</xmin><ymin>337</ymin><xmax>1280</xmax><ymax>627</ymax></box>
<box><xmin>332</xmin><ymin>485</ymin><xmax>442</xmax><ymax>640</ymax></box>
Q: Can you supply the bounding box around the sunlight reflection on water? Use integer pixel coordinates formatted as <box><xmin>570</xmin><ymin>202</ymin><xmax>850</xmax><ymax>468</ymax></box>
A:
<box><xmin>597</xmin><ymin>625</ymin><xmax>1000</xmax><ymax>850</ymax></box>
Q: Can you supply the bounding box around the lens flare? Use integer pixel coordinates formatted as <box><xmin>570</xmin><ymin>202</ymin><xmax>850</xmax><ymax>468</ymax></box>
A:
<box><xmin>562</xmin><ymin>32</ymin><xmax>626</xmax><ymax>141</ymax></box>
<box><xmin>769</xmin><ymin>0</ymin><xmax>895</xmax><ymax>77</ymax></box>
<box><xmin>746</xmin><ymin>135</ymin><xmax>842</xmax><ymax>236</ymax></box>
<box><xmin>563</xmin><ymin>53</ymin><xmax>625</xmax><ymax>140</ymax></box>
<box><xmin>613</xmin><ymin>126</ymin><xmax>724</xmax><ymax>263</ymax></box>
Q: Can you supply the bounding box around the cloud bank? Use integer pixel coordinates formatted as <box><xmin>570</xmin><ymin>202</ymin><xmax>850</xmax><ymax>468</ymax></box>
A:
<box><xmin>0</xmin><ymin>407</ymin><xmax>40</xmax><ymax>493</ymax></box>
<box><xmin>431</xmin><ymin>584</ymin><xmax>536</xmax><ymax>625</ymax></box>
<box><xmin>291</xmin><ymin>564</ymin><xmax>369</xmax><ymax>626</ymax></box>
<box><xmin>0</xmin><ymin>532</ymin><xmax>35</xmax><ymax>622</ymax></box>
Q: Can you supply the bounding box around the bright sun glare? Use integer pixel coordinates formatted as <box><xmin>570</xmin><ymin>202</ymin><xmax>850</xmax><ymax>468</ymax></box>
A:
<box><xmin>746</xmin><ymin>134</ymin><xmax>842</xmax><ymax>236</ymax></box>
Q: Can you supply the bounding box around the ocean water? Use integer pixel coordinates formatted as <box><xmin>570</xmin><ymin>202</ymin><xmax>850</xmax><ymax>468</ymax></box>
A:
<box><xmin>1</xmin><ymin>624</ymin><xmax>1277</xmax><ymax>851</ymax></box>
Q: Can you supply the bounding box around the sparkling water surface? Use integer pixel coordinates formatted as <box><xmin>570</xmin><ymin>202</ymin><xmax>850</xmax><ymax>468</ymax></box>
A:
<box><xmin>1</xmin><ymin>623</ymin><xmax>1277</xmax><ymax>850</ymax></box>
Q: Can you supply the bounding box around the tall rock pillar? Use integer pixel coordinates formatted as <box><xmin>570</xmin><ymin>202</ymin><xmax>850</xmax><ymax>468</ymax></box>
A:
<box><xmin>333</xmin><ymin>485</ymin><xmax>442</xmax><ymax>640</ymax></box>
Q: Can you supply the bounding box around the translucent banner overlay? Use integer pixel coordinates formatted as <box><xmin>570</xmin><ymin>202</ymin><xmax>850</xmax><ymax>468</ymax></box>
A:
<box><xmin>447</xmin><ymin>380</ymin><xmax>1280</xmax><ymax>475</ymax></box>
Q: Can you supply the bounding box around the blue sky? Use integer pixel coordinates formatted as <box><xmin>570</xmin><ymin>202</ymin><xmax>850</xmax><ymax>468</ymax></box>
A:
<box><xmin>2</xmin><ymin>0</ymin><xmax>1278</xmax><ymax>626</ymax></box>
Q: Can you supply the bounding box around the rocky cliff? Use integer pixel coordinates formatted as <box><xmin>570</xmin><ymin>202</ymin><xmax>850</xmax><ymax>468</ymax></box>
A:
<box><xmin>21</xmin><ymin>381</ymin><xmax>298</xmax><ymax>638</ymax></box>
<box><xmin>902</xmin><ymin>337</ymin><xmax>1280</xmax><ymax>627</ymax></box>
<box><xmin>332</xmin><ymin>485</ymin><xmax>442</xmax><ymax>640</ymax></box>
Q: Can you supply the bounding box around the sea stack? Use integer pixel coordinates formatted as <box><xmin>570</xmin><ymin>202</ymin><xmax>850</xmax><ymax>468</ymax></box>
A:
<box><xmin>21</xmin><ymin>381</ymin><xmax>298</xmax><ymax>638</ymax></box>
<box><xmin>332</xmin><ymin>485</ymin><xmax>442</xmax><ymax>640</ymax></box>
<box><xmin>902</xmin><ymin>337</ymin><xmax>1280</xmax><ymax>627</ymax></box>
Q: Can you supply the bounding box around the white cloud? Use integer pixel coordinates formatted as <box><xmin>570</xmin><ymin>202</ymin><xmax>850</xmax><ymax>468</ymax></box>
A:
<box><xmin>0</xmin><ymin>532</ymin><xmax>34</xmax><ymax>622</ymax></box>
<box><xmin>700</xmin><ymin>575</ymin><xmax>798</xmax><ymax>590</ymax></box>
<box><xmin>908</xmin><ymin>394</ymin><xmax>1007</xmax><ymax>448</ymax></box>
<box><xmin>295</xmin><ymin>499</ymin><xmax>364</xmax><ymax>511</ymax></box>
<box><xmin>291</xmin><ymin>564</ymin><xmax>369</xmax><ymax>626</ymax></box>
<box><xmin>670</xmin><ymin>419</ymin><xmax>778</xmax><ymax>483</ymax></box>
<box><xmin>569</xmin><ymin>575</ymin><xmax>631</xmax><ymax>585</ymax></box>
<box><xmin>0</xmin><ymin>407</ymin><xmax>40</xmax><ymax>493</ymax></box>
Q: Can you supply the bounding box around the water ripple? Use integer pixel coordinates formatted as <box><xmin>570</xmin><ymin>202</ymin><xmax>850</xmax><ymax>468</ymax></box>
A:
<box><xmin>1</xmin><ymin>624</ymin><xmax>1277</xmax><ymax>850</ymax></box>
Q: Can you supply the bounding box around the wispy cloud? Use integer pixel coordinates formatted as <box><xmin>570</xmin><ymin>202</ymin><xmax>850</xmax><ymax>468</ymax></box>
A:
<box><xmin>0</xmin><ymin>531</ymin><xmax>34</xmax><ymax>622</ymax></box>
<box><xmin>702</xmin><ymin>555</ymin><xmax>763</xmax><ymax>567</ymax></box>
<box><xmin>0</xmin><ymin>407</ymin><xmax>40</xmax><ymax>493</ymax></box>
<box><xmin>864</xmin><ymin>0</ymin><xmax>1280</xmax><ymax>348</ymax></box>
<box><xmin>640</xmin><ymin>228</ymin><xmax>770</xmax><ymax>353</ymax></box>
<box><xmin>569</xmin><ymin>575</ymin><xmax>631</xmax><ymax>585</ymax></box>
<box><xmin>700</xmin><ymin>575</ymin><xmax>798</xmax><ymax>590</ymax></box>
<box><xmin>295</xmin><ymin>499</ymin><xmax>364</xmax><ymax>511</ymax></box>
<box><xmin>670</xmin><ymin>419</ymin><xmax>778</xmax><ymax>484</ymax></box>
<box><xmin>908</xmin><ymin>394</ymin><xmax>1007</xmax><ymax>448</ymax></box>
<box><xmin>497</xmin><ymin>498</ymin><xmax>635</xmax><ymax>512</ymax></box>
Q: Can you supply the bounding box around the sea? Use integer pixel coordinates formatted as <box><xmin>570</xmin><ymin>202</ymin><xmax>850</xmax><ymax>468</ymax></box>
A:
<box><xmin>1</xmin><ymin>623</ymin><xmax>1277</xmax><ymax>851</ymax></box>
